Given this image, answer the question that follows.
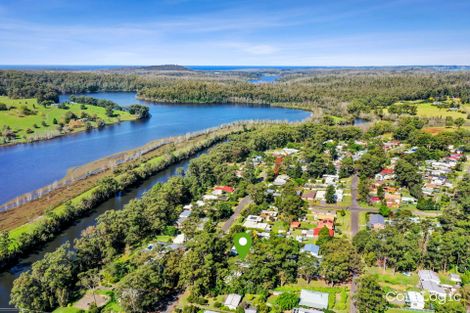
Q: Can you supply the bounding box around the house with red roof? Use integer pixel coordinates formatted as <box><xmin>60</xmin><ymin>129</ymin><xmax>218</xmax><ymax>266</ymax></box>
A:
<box><xmin>317</xmin><ymin>219</ymin><xmax>334</xmax><ymax>230</ymax></box>
<box><xmin>375</xmin><ymin>168</ymin><xmax>395</xmax><ymax>181</ymax></box>
<box><xmin>290</xmin><ymin>221</ymin><xmax>301</xmax><ymax>229</ymax></box>
<box><xmin>214</xmin><ymin>186</ymin><xmax>234</xmax><ymax>193</ymax></box>
<box><xmin>370</xmin><ymin>196</ymin><xmax>381</xmax><ymax>204</ymax></box>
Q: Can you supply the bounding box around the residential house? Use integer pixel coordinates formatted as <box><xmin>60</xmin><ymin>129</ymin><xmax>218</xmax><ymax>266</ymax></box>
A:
<box><xmin>375</xmin><ymin>168</ymin><xmax>395</xmax><ymax>181</ymax></box>
<box><xmin>311</xmin><ymin>210</ymin><xmax>336</xmax><ymax>221</ymax></box>
<box><xmin>203</xmin><ymin>194</ymin><xmax>218</xmax><ymax>201</ymax></box>
<box><xmin>260</xmin><ymin>210</ymin><xmax>278</xmax><ymax>221</ymax></box>
<box><xmin>323</xmin><ymin>174</ymin><xmax>339</xmax><ymax>185</ymax></box>
<box><xmin>368</xmin><ymin>214</ymin><xmax>385</xmax><ymax>230</ymax></box>
<box><xmin>173</xmin><ymin>234</ymin><xmax>186</xmax><ymax>244</ymax></box>
<box><xmin>224</xmin><ymin>294</ymin><xmax>242</xmax><ymax>310</ymax></box>
<box><xmin>421</xmin><ymin>280</ymin><xmax>446</xmax><ymax>298</ymax></box>
<box><xmin>290</xmin><ymin>221</ymin><xmax>301</xmax><ymax>229</ymax></box>
<box><xmin>419</xmin><ymin>270</ymin><xmax>446</xmax><ymax>298</ymax></box>
<box><xmin>405</xmin><ymin>291</ymin><xmax>425</xmax><ymax>310</ymax></box>
<box><xmin>418</xmin><ymin>270</ymin><xmax>440</xmax><ymax>284</ymax></box>
<box><xmin>243</xmin><ymin>215</ymin><xmax>270</xmax><ymax>231</ymax></box>
<box><xmin>302</xmin><ymin>190</ymin><xmax>316</xmax><ymax>201</ymax></box>
<box><xmin>304</xmin><ymin>229</ymin><xmax>314</xmax><ymax>239</ymax></box>
<box><xmin>335</xmin><ymin>189</ymin><xmax>344</xmax><ymax>202</ymax></box>
<box><xmin>273</xmin><ymin>174</ymin><xmax>290</xmax><ymax>186</ymax></box>
<box><xmin>177</xmin><ymin>209</ymin><xmax>192</xmax><ymax>227</ymax></box>
<box><xmin>214</xmin><ymin>185</ymin><xmax>235</xmax><ymax>193</ymax></box>
<box><xmin>370</xmin><ymin>196</ymin><xmax>381</xmax><ymax>204</ymax></box>
<box><xmin>402</xmin><ymin>196</ymin><xmax>417</xmax><ymax>204</ymax></box>
<box><xmin>315</xmin><ymin>190</ymin><xmax>326</xmax><ymax>201</ymax></box>
<box><xmin>385</xmin><ymin>193</ymin><xmax>401</xmax><ymax>208</ymax></box>
<box><xmin>317</xmin><ymin>219</ymin><xmax>334</xmax><ymax>230</ymax></box>
<box><xmin>252</xmin><ymin>155</ymin><xmax>263</xmax><ymax>165</ymax></box>
<box><xmin>299</xmin><ymin>289</ymin><xmax>329</xmax><ymax>310</ymax></box>
<box><xmin>245</xmin><ymin>308</ymin><xmax>257</xmax><ymax>313</ymax></box>
<box><xmin>383</xmin><ymin>140</ymin><xmax>401</xmax><ymax>151</ymax></box>
<box><xmin>293</xmin><ymin>308</ymin><xmax>323</xmax><ymax>313</ymax></box>
<box><xmin>301</xmin><ymin>244</ymin><xmax>321</xmax><ymax>258</ymax></box>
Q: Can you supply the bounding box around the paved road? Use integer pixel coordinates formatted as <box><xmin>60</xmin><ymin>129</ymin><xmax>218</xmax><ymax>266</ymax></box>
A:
<box><xmin>349</xmin><ymin>174</ymin><xmax>360</xmax><ymax>313</ymax></box>
<box><xmin>350</xmin><ymin>174</ymin><xmax>360</xmax><ymax>236</ymax></box>
<box><xmin>222</xmin><ymin>196</ymin><xmax>253</xmax><ymax>233</ymax></box>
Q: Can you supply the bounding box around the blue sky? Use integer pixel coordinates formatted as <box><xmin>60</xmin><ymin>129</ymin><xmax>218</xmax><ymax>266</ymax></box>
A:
<box><xmin>0</xmin><ymin>0</ymin><xmax>469</xmax><ymax>66</ymax></box>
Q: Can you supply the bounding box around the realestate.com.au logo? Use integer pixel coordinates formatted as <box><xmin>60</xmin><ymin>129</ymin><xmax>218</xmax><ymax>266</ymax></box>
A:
<box><xmin>386</xmin><ymin>291</ymin><xmax>462</xmax><ymax>304</ymax></box>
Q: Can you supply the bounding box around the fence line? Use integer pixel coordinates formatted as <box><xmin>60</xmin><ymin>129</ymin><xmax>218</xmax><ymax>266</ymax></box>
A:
<box><xmin>0</xmin><ymin>119</ymin><xmax>302</xmax><ymax>213</ymax></box>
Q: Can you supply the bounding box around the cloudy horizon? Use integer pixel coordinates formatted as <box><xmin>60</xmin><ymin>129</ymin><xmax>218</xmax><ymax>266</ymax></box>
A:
<box><xmin>1</xmin><ymin>0</ymin><xmax>469</xmax><ymax>66</ymax></box>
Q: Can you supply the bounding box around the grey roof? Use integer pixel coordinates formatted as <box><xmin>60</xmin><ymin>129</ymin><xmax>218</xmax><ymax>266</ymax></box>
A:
<box><xmin>179</xmin><ymin>209</ymin><xmax>192</xmax><ymax>218</ymax></box>
<box><xmin>368</xmin><ymin>214</ymin><xmax>385</xmax><ymax>226</ymax></box>
<box><xmin>418</xmin><ymin>270</ymin><xmax>440</xmax><ymax>283</ymax></box>
<box><xmin>303</xmin><ymin>244</ymin><xmax>320</xmax><ymax>255</ymax></box>
<box><xmin>299</xmin><ymin>289</ymin><xmax>329</xmax><ymax>309</ymax></box>
<box><xmin>421</xmin><ymin>280</ymin><xmax>446</xmax><ymax>296</ymax></box>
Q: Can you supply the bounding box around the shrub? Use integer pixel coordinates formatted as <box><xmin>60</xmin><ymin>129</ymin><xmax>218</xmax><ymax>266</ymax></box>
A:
<box><xmin>274</xmin><ymin>292</ymin><xmax>299</xmax><ymax>310</ymax></box>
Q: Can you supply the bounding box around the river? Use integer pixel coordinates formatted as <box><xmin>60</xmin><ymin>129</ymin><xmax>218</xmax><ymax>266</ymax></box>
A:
<box><xmin>0</xmin><ymin>92</ymin><xmax>310</xmax><ymax>205</ymax></box>
<box><xmin>0</xmin><ymin>149</ymin><xmax>208</xmax><ymax>308</ymax></box>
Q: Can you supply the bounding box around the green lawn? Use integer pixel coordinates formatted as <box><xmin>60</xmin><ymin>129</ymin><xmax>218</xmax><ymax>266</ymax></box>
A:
<box><xmin>272</xmin><ymin>220</ymin><xmax>288</xmax><ymax>233</ymax></box>
<box><xmin>388</xmin><ymin>100</ymin><xmax>470</xmax><ymax>119</ymax></box>
<box><xmin>386</xmin><ymin>309</ymin><xmax>425</xmax><ymax>313</ymax></box>
<box><xmin>275</xmin><ymin>280</ymin><xmax>349</xmax><ymax>313</ymax></box>
<box><xmin>155</xmin><ymin>235</ymin><xmax>173</xmax><ymax>242</ymax></box>
<box><xmin>0</xmin><ymin>96</ymin><xmax>135</xmax><ymax>144</ymax></box>
<box><xmin>53</xmin><ymin>307</ymin><xmax>83</xmax><ymax>313</ymax></box>
<box><xmin>368</xmin><ymin>267</ymin><xmax>419</xmax><ymax>292</ymax></box>
<box><xmin>335</xmin><ymin>210</ymin><xmax>351</xmax><ymax>238</ymax></box>
<box><xmin>416</xmin><ymin>102</ymin><xmax>469</xmax><ymax>119</ymax></box>
<box><xmin>358</xmin><ymin>212</ymin><xmax>368</xmax><ymax>232</ymax></box>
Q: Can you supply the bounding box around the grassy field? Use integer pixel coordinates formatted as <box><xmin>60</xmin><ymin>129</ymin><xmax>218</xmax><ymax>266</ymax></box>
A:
<box><xmin>335</xmin><ymin>210</ymin><xmax>351</xmax><ymax>238</ymax></box>
<box><xmin>389</xmin><ymin>100</ymin><xmax>470</xmax><ymax>119</ymax></box>
<box><xmin>416</xmin><ymin>102</ymin><xmax>469</xmax><ymax>119</ymax></box>
<box><xmin>0</xmin><ymin>96</ymin><xmax>135</xmax><ymax>144</ymax></box>
<box><xmin>368</xmin><ymin>267</ymin><xmax>419</xmax><ymax>292</ymax></box>
<box><xmin>275</xmin><ymin>280</ymin><xmax>349</xmax><ymax>313</ymax></box>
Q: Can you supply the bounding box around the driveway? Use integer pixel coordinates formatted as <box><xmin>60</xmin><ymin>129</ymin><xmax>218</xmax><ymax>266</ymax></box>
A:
<box><xmin>222</xmin><ymin>196</ymin><xmax>253</xmax><ymax>233</ymax></box>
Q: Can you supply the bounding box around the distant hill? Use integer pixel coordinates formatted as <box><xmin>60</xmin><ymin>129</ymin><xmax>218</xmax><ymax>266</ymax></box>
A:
<box><xmin>134</xmin><ymin>64</ymin><xmax>191</xmax><ymax>71</ymax></box>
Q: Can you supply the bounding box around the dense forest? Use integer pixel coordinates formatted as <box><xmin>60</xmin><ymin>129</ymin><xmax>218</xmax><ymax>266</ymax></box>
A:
<box><xmin>138</xmin><ymin>71</ymin><xmax>470</xmax><ymax>114</ymax></box>
<box><xmin>1</xmin><ymin>70</ymin><xmax>470</xmax><ymax>115</ymax></box>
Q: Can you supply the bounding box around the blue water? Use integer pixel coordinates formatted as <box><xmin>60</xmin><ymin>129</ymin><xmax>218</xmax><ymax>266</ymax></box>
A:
<box><xmin>0</xmin><ymin>92</ymin><xmax>310</xmax><ymax>204</ymax></box>
<box><xmin>250</xmin><ymin>74</ymin><xmax>280</xmax><ymax>84</ymax></box>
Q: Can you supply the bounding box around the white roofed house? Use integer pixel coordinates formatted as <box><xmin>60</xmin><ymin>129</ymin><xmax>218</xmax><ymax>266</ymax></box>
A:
<box><xmin>243</xmin><ymin>215</ymin><xmax>271</xmax><ymax>231</ymax></box>
<box><xmin>292</xmin><ymin>309</ymin><xmax>322</xmax><ymax>313</ymax></box>
<box><xmin>315</xmin><ymin>190</ymin><xmax>326</xmax><ymax>201</ymax></box>
<box><xmin>224</xmin><ymin>294</ymin><xmax>242</xmax><ymax>310</ymax></box>
<box><xmin>273</xmin><ymin>174</ymin><xmax>290</xmax><ymax>186</ymax></box>
<box><xmin>322</xmin><ymin>174</ymin><xmax>339</xmax><ymax>185</ymax></box>
<box><xmin>299</xmin><ymin>289</ymin><xmax>329</xmax><ymax>310</ymax></box>
<box><xmin>405</xmin><ymin>291</ymin><xmax>425</xmax><ymax>310</ymax></box>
